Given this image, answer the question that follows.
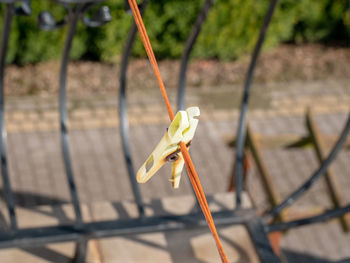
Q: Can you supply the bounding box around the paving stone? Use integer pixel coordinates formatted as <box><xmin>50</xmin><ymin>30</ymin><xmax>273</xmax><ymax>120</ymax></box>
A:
<box><xmin>0</xmin><ymin>193</ymin><xmax>255</xmax><ymax>263</ymax></box>
<box><xmin>0</xmin><ymin>204</ymin><xmax>96</xmax><ymax>263</ymax></box>
<box><xmin>87</xmin><ymin>193</ymin><xmax>255</xmax><ymax>263</ymax></box>
<box><xmin>0</xmin><ymin>82</ymin><xmax>349</xmax><ymax>262</ymax></box>
<box><xmin>281</xmin><ymin>221</ymin><xmax>350</xmax><ymax>262</ymax></box>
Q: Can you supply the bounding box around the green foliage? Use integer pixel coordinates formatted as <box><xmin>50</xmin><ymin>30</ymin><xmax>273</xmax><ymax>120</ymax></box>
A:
<box><xmin>0</xmin><ymin>0</ymin><xmax>348</xmax><ymax>64</ymax></box>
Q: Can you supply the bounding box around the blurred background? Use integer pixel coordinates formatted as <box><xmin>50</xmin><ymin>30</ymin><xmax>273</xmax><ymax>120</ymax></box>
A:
<box><xmin>0</xmin><ymin>0</ymin><xmax>350</xmax><ymax>262</ymax></box>
<box><xmin>2</xmin><ymin>0</ymin><xmax>350</xmax><ymax>64</ymax></box>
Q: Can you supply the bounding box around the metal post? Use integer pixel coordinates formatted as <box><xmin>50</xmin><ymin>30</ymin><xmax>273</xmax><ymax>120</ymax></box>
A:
<box><xmin>72</xmin><ymin>238</ymin><xmax>88</xmax><ymax>263</ymax></box>
<box><xmin>59</xmin><ymin>5</ymin><xmax>83</xmax><ymax>224</ymax></box>
<box><xmin>58</xmin><ymin>4</ymin><xmax>87</xmax><ymax>262</ymax></box>
<box><xmin>234</xmin><ymin>0</ymin><xmax>279</xmax><ymax>209</ymax></box>
<box><xmin>119</xmin><ymin>0</ymin><xmax>149</xmax><ymax>217</ymax></box>
<box><xmin>177</xmin><ymin>0</ymin><xmax>213</xmax><ymax>111</ymax></box>
<box><xmin>246</xmin><ymin>218</ymin><xmax>281</xmax><ymax>262</ymax></box>
<box><xmin>176</xmin><ymin>0</ymin><xmax>213</xmax><ymax>212</ymax></box>
<box><xmin>0</xmin><ymin>3</ymin><xmax>17</xmax><ymax>231</ymax></box>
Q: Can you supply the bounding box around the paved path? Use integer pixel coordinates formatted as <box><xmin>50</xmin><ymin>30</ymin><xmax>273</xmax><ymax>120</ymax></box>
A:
<box><xmin>0</xmin><ymin>79</ymin><xmax>349</xmax><ymax>262</ymax></box>
<box><xmin>0</xmin><ymin>193</ymin><xmax>258</xmax><ymax>263</ymax></box>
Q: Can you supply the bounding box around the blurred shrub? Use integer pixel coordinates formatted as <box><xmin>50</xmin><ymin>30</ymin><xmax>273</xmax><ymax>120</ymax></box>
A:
<box><xmin>0</xmin><ymin>0</ymin><xmax>348</xmax><ymax>64</ymax></box>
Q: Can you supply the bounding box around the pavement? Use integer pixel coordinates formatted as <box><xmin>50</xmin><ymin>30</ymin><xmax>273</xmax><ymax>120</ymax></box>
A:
<box><xmin>0</xmin><ymin>192</ymin><xmax>258</xmax><ymax>263</ymax></box>
<box><xmin>0</xmin><ymin>78</ymin><xmax>350</xmax><ymax>262</ymax></box>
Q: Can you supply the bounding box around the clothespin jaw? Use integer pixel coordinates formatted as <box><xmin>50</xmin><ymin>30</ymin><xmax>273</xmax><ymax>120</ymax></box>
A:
<box><xmin>136</xmin><ymin>107</ymin><xmax>200</xmax><ymax>188</ymax></box>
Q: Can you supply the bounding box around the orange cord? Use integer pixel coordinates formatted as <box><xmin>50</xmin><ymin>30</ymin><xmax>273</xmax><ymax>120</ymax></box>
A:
<box><xmin>127</xmin><ymin>1</ymin><xmax>229</xmax><ymax>262</ymax></box>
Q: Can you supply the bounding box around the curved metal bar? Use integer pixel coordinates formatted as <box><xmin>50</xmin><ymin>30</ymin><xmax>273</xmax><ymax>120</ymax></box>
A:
<box><xmin>176</xmin><ymin>0</ymin><xmax>213</xmax><ymax>212</ymax></box>
<box><xmin>0</xmin><ymin>3</ymin><xmax>17</xmax><ymax>230</ymax></box>
<box><xmin>14</xmin><ymin>0</ymin><xmax>31</xmax><ymax>16</ymax></box>
<box><xmin>266</xmin><ymin>113</ymin><xmax>350</xmax><ymax>221</ymax></box>
<box><xmin>177</xmin><ymin>0</ymin><xmax>213</xmax><ymax>111</ymax></box>
<box><xmin>81</xmin><ymin>4</ymin><xmax>111</xmax><ymax>27</ymax></box>
<box><xmin>38</xmin><ymin>10</ymin><xmax>67</xmax><ymax>31</ymax></box>
<box><xmin>59</xmin><ymin>5</ymin><xmax>84</xmax><ymax>223</ymax></box>
<box><xmin>119</xmin><ymin>0</ymin><xmax>148</xmax><ymax>217</ymax></box>
<box><xmin>267</xmin><ymin>204</ymin><xmax>350</xmax><ymax>232</ymax></box>
<box><xmin>234</xmin><ymin>0</ymin><xmax>279</xmax><ymax>209</ymax></box>
<box><xmin>72</xmin><ymin>238</ymin><xmax>88</xmax><ymax>263</ymax></box>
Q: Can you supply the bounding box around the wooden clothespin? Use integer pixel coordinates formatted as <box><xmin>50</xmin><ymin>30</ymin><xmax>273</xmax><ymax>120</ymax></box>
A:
<box><xmin>137</xmin><ymin>107</ymin><xmax>200</xmax><ymax>188</ymax></box>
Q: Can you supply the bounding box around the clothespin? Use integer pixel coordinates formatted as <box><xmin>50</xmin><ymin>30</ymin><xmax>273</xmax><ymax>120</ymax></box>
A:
<box><xmin>137</xmin><ymin>107</ymin><xmax>200</xmax><ymax>188</ymax></box>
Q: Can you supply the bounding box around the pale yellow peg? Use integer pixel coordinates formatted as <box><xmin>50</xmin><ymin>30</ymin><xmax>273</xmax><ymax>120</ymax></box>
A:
<box><xmin>137</xmin><ymin>107</ymin><xmax>200</xmax><ymax>188</ymax></box>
